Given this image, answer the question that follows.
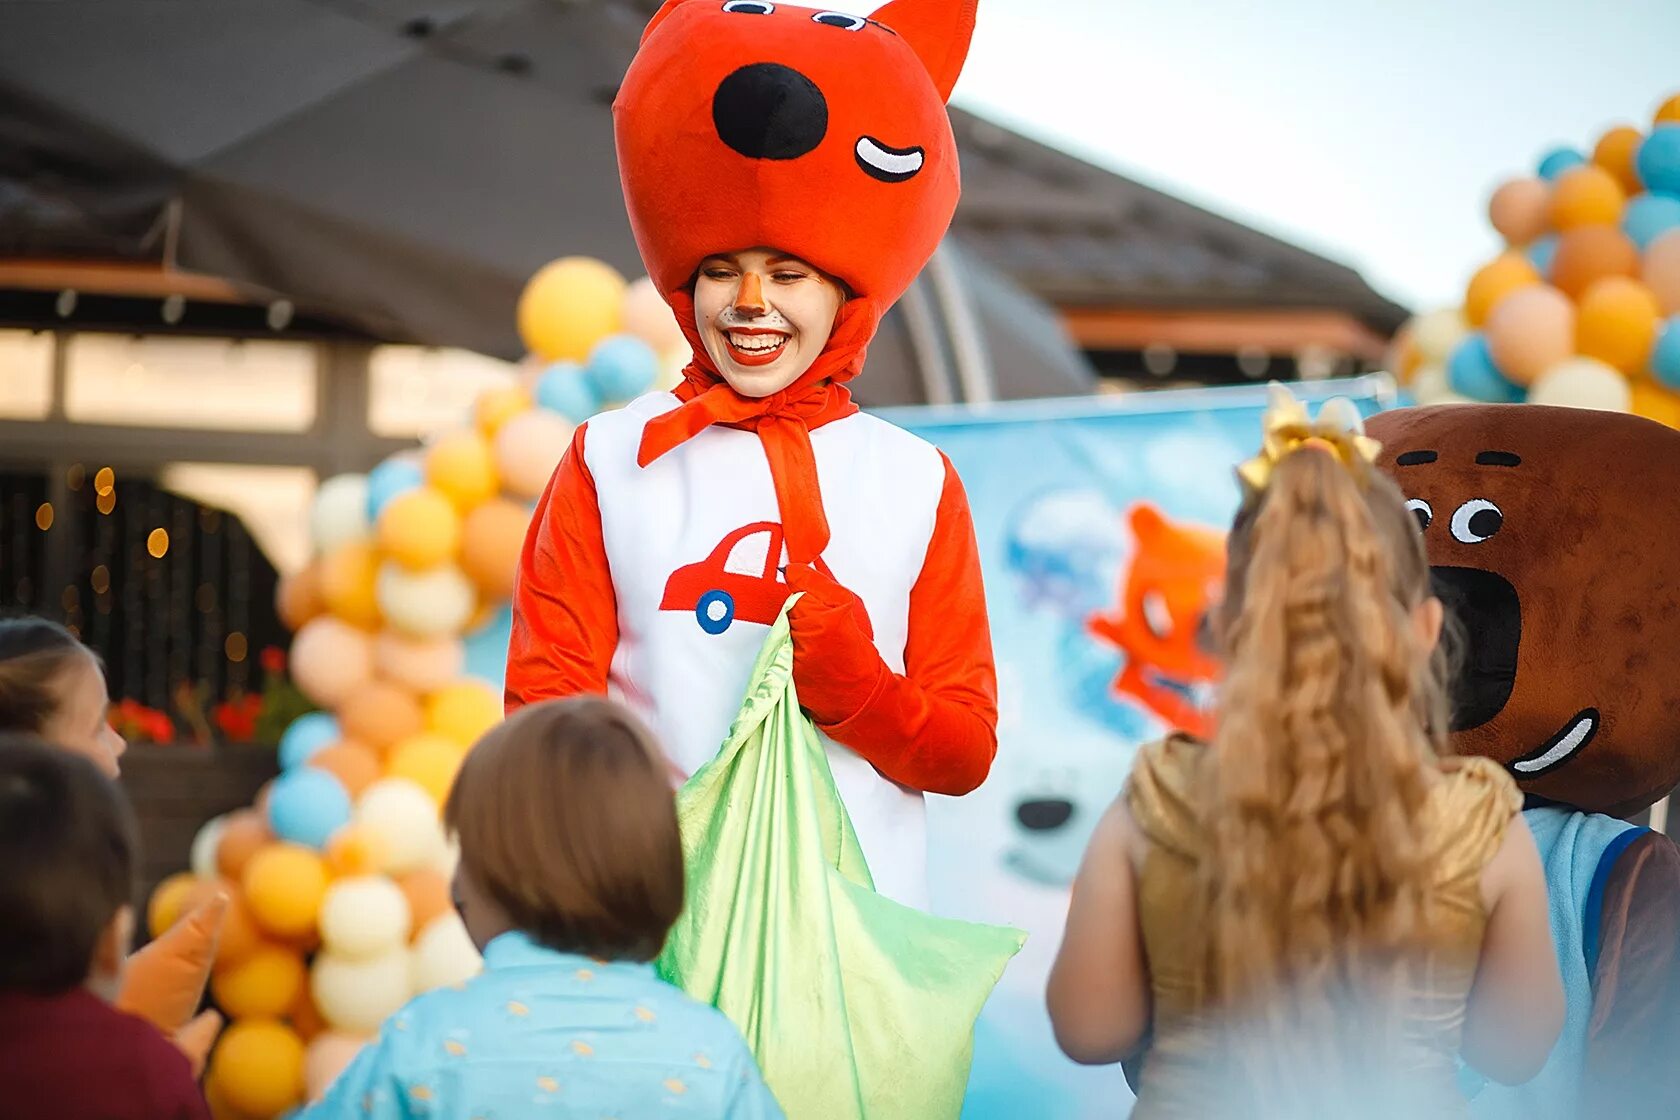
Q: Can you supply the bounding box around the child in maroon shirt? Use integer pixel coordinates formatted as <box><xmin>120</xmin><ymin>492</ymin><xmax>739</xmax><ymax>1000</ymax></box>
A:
<box><xmin>0</xmin><ymin>735</ymin><xmax>209</xmax><ymax>1120</ymax></box>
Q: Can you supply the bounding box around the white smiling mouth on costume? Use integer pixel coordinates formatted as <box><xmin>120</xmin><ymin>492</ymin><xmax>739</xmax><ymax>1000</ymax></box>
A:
<box><xmin>1510</xmin><ymin>709</ymin><xmax>1599</xmax><ymax>775</ymax></box>
<box><xmin>854</xmin><ymin>136</ymin><xmax>925</xmax><ymax>181</ymax></box>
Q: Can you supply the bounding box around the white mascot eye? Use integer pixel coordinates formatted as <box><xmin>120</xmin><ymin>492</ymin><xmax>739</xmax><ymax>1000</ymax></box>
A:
<box><xmin>722</xmin><ymin>1</ymin><xmax>774</xmax><ymax>13</ymax></box>
<box><xmin>1404</xmin><ymin>498</ymin><xmax>1432</xmax><ymax>532</ymax></box>
<box><xmin>812</xmin><ymin>11</ymin><xmax>866</xmax><ymax>29</ymax></box>
<box><xmin>1450</xmin><ymin>499</ymin><xmax>1503</xmax><ymax>544</ymax></box>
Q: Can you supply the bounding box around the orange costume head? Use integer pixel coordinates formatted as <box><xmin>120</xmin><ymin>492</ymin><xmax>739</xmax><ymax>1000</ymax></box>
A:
<box><xmin>1370</xmin><ymin>404</ymin><xmax>1680</xmax><ymax>817</ymax></box>
<box><xmin>613</xmin><ymin>0</ymin><xmax>977</xmax><ymax>563</ymax></box>
<box><xmin>1087</xmin><ymin>504</ymin><xmax>1226</xmax><ymax>740</ymax></box>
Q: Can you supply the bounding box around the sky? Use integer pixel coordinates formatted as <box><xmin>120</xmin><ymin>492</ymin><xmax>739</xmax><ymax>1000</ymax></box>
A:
<box><xmin>904</xmin><ymin>0</ymin><xmax>1680</xmax><ymax>314</ymax></box>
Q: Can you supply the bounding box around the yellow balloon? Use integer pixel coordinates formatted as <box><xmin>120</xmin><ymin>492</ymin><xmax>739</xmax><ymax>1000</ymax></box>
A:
<box><xmin>375</xmin><ymin>488</ymin><xmax>461</xmax><ymax>571</ymax></box>
<box><xmin>386</xmin><ymin>733</ymin><xmax>469</xmax><ymax>804</ymax></box>
<box><xmin>147</xmin><ymin>871</ymin><xmax>200</xmax><ymax>938</ymax></box>
<box><xmin>1630</xmin><ymin>381</ymin><xmax>1680</xmax><ymax>428</ymax></box>
<box><xmin>1592</xmin><ymin>125</ymin><xmax>1646</xmax><ymax>194</ymax></box>
<box><xmin>317</xmin><ymin>540</ymin><xmax>382</xmax><ymax>629</ymax></box>
<box><xmin>474</xmin><ymin>384</ymin><xmax>533</xmax><ymax>437</ymax></box>
<box><xmin>1576</xmin><ymin>276</ymin><xmax>1662</xmax><ymax>375</ymax></box>
<box><xmin>211</xmin><ymin>943</ymin><xmax>307</xmax><ymax>1020</ymax></box>
<box><xmin>1464</xmin><ymin>253</ymin><xmax>1540</xmax><ymax>327</ymax></box>
<box><xmin>424</xmin><ymin>430</ymin><xmax>499</xmax><ymax>511</ymax></box>
<box><xmin>425</xmin><ymin>680</ymin><xmax>503</xmax><ymax>746</ymax></box>
<box><xmin>1656</xmin><ymin>92</ymin><xmax>1680</xmax><ymax>127</ymax></box>
<box><xmin>517</xmin><ymin>257</ymin><xmax>627</xmax><ymax>362</ymax></box>
<box><xmin>1546</xmin><ymin>164</ymin><xmax>1626</xmax><ymax>231</ymax></box>
<box><xmin>242</xmin><ymin>844</ymin><xmax>329</xmax><ymax>940</ymax></box>
<box><xmin>209</xmin><ymin>1018</ymin><xmax>306</xmax><ymax>1119</ymax></box>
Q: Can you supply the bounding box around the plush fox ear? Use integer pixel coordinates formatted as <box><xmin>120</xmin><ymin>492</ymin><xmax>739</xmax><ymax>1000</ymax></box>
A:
<box><xmin>1128</xmin><ymin>503</ymin><xmax>1166</xmax><ymax>542</ymax></box>
<box><xmin>641</xmin><ymin>0</ymin><xmax>698</xmax><ymax>44</ymax></box>
<box><xmin>869</xmin><ymin>0</ymin><xmax>978</xmax><ymax>102</ymax></box>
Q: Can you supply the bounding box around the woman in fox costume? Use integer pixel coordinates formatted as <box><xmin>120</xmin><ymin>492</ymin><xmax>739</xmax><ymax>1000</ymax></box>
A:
<box><xmin>506</xmin><ymin>0</ymin><xmax>995</xmax><ymax>910</ymax></box>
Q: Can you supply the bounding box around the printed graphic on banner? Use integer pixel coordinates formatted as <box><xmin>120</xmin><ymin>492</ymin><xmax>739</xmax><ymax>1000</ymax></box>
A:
<box><xmin>883</xmin><ymin>378</ymin><xmax>1396</xmax><ymax>1120</ymax></box>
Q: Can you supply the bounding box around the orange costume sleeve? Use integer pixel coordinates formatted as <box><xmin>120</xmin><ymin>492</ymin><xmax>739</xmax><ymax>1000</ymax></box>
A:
<box><xmin>504</xmin><ymin>423</ymin><xmax>618</xmax><ymax>710</ymax></box>
<box><xmin>787</xmin><ymin>453</ymin><xmax>998</xmax><ymax>796</ymax></box>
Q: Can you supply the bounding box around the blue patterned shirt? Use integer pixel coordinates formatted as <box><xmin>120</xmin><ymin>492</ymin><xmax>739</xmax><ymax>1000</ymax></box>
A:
<box><xmin>300</xmin><ymin>931</ymin><xmax>784</xmax><ymax>1119</ymax></box>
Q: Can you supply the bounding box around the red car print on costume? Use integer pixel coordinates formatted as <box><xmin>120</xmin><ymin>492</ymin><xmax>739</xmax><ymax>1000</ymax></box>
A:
<box><xmin>661</xmin><ymin>522</ymin><xmax>835</xmax><ymax>634</ymax></box>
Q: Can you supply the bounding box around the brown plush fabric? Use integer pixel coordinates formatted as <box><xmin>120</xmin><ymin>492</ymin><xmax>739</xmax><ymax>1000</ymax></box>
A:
<box><xmin>1367</xmin><ymin>404</ymin><xmax>1680</xmax><ymax>818</ymax></box>
<box><xmin>1585</xmin><ymin>830</ymin><xmax>1680</xmax><ymax>1111</ymax></box>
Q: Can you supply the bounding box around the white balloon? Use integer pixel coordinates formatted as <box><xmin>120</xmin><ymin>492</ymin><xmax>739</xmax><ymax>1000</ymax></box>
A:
<box><xmin>373</xmin><ymin>632</ymin><xmax>465</xmax><ymax>694</ymax></box>
<box><xmin>376</xmin><ymin>562</ymin><xmax>476</xmax><ymax>638</ymax></box>
<box><xmin>311</xmin><ymin>947</ymin><xmax>413</xmax><ymax>1034</ymax></box>
<box><xmin>1407</xmin><ymin>363</ymin><xmax>1472</xmax><ymax>407</ymax></box>
<box><xmin>1528</xmin><ymin>357</ymin><xmax>1632</xmax><ymax>412</ymax></box>
<box><xmin>355</xmin><ymin>779</ymin><xmax>446</xmax><ymax>875</ymax></box>
<box><xmin>311</xmin><ymin>474</ymin><xmax>371</xmax><ymax>554</ymax></box>
<box><xmin>189</xmin><ymin>815</ymin><xmax>227</xmax><ymax>880</ymax></box>
<box><xmin>319</xmin><ymin>876</ymin><xmax>412</xmax><ymax>959</ymax></box>
<box><xmin>1410</xmin><ymin>309</ymin><xmax>1470</xmax><ymax>366</ymax></box>
<box><xmin>412</xmin><ymin>913</ymin><xmax>483</xmax><ymax>994</ymax></box>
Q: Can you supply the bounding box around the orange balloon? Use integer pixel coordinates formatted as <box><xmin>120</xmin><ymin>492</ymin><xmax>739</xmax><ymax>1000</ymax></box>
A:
<box><xmin>210</xmin><ymin>942</ymin><xmax>306</xmax><ymax>1020</ymax></box>
<box><xmin>337</xmin><ymin>680</ymin><xmax>426</xmax><ymax>753</ymax></box>
<box><xmin>1645</xmin><ymin>229</ymin><xmax>1680</xmax><ymax>315</ymax></box>
<box><xmin>474</xmin><ymin>384</ymin><xmax>533</xmax><ymax>438</ymax></box>
<box><xmin>317</xmin><ymin>540</ymin><xmax>382</xmax><ymax>629</ymax></box>
<box><xmin>1656</xmin><ymin>93</ymin><xmax>1680</xmax><ymax>127</ymax></box>
<box><xmin>1547</xmin><ymin>164</ymin><xmax>1626</xmax><ymax>232</ymax></box>
<box><xmin>309</xmin><ymin>741</ymin><xmax>382</xmax><ymax>798</ymax></box>
<box><xmin>1464</xmin><ymin>253</ymin><xmax>1540</xmax><ymax>327</ymax></box>
<box><xmin>324</xmin><ymin>822</ymin><xmax>391</xmax><ymax>879</ymax></box>
<box><xmin>288</xmin><ymin>980</ymin><xmax>327</xmax><ymax>1043</ymax></box>
<box><xmin>1487</xmin><ymin>178</ymin><xmax>1551</xmax><ymax>245</ymax></box>
<box><xmin>1383</xmin><ymin>319</ymin><xmax>1420</xmax><ymax>384</ymax></box>
<box><xmin>1630</xmin><ymin>380</ymin><xmax>1680</xmax><ymax>428</ymax></box>
<box><xmin>1486</xmin><ymin>284</ymin><xmax>1576</xmax><ymax>385</ymax></box>
<box><xmin>216</xmin><ymin>810</ymin><xmax>273</xmax><ymax>881</ymax></box>
<box><xmin>275</xmin><ymin>563</ymin><xmax>326</xmax><ymax>633</ymax></box>
<box><xmin>1592</xmin><ymin>125</ymin><xmax>1646</xmax><ymax>194</ymax></box>
<box><xmin>179</xmin><ymin>878</ymin><xmax>263</xmax><ymax>971</ymax></box>
<box><xmin>397</xmin><ymin>869</ymin><xmax>453</xmax><ymax>938</ymax></box>
<box><xmin>459</xmin><ymin>499</ymin><xmax>531</xmax><ymax>601</ymax></box>
<box><xmin>1551</xmin><ymin>225</ymin><xmax>1641</xmax><ymax>300</ymax></box>
<box><xmin>1576</xmin><ymin>276</ymin><xmax>1662</xmax><ymax>375</ymax></box>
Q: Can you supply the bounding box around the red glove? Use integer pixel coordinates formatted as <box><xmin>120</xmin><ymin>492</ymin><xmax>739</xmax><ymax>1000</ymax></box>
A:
<box><xmin>786</xmin><ymin>562</ymin><xmax>885</xmax><ymax>727</ymax></box>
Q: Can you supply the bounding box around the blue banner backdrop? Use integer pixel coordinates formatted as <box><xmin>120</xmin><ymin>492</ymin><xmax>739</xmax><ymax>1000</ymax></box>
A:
<box><xmin>881</xmin><ymin>377</ymin><xmax>1399</xmax><ymax>1118</ymax></box>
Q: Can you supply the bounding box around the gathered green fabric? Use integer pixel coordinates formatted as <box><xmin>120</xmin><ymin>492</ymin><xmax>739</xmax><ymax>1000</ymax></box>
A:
<box><xmin>656</xmin><ymin>605</ymin><xmax>1026</xmax><ymax>1120</ymax></box>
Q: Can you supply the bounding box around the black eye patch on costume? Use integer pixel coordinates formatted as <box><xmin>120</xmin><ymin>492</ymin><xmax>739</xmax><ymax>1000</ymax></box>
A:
<box><xmin>1475</xmin><ymin>451</ymin><xmax>1522</xmax><ymax>467</ymax></box>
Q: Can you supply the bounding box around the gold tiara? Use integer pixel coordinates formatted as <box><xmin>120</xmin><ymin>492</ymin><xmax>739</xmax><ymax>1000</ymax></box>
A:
<box><xmin>1235</xmin><ymin>382</ymin><xmax>1383</xmax><ymax>496</ymax></box>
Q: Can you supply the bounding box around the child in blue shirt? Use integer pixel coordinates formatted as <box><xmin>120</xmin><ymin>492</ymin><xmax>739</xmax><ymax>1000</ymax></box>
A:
<box><xmin>302</xmin><ymin>697</ymin><xmax>783</xmax><ymax>1119</ymax></box>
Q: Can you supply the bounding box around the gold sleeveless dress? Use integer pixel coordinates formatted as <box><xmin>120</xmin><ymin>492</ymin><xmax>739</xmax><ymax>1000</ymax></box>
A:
<box><xmin>1123</xmin><ymin>736</ymin><xmax>1522</xmax><ymax>1119</ymax></box>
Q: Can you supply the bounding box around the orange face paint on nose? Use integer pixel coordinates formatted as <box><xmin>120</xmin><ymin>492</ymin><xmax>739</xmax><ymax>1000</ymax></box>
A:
<box><xmin>735</xmin><ymin>270</ymin><xmax>765</xmax><ymax>313</ymax></box>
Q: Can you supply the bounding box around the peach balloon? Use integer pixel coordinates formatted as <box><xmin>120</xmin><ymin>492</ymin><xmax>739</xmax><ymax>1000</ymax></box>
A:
<box><xmin>1576</xmin><ymin>276</ymin><xmax>1663</xmax><ymax>374</ymax></box>
<box><xmin>1551</xmin><ymin>225</ymin><xmax>1641</xmax><ymax>300</ymax></box>
<box><xmin>317</xmin><ymin>541</ymin><xmax>382</xmax><ymax>629</ymax></box>
<box><xmin>1485</xmin><ymin>285</ymin><xmax>1576</xmax><ymax>385</ymax></box>
<box><xmin>289</xmin><ymin>617</ymin><xmax>375</xmax><ymax>709</ymax></box>
<box><xmin>1464</xmin><ymin>253</ymin><xmax>1540</xmax><ymax>326</ymax></box>
<box><xmin>374</xmin><ymin>632</ymin><xmax>464</xmax><ymax>694</ymax></box>
<box><xmin>1487</xmin><ymin>178</ymin><xmax>1551</xmax><ymax>245</ymax></box>
<box><xmin>1644</xmin><ymin>230</ymin><xmax>1680</xmax><ymax>315</ymax></box>
<box><xmin>304</xmin><ymin>1031</ymin><xmax>370</xmax><ymax>1102</ymax></box>
<box><xmin>397</xmin><ymin>869</ymin><xmax>453</xmax><ymax>939</ymax></box>
<box><xmin>216</xmin><ymin>810</ymin><xmax>273</xmax><ymax>881</ymax></box>
<box><xmin>459</xmin><ymin>499</ymin><xmax>531</xmax><ymax>601</ymax></box>
<box><xmin>275</xmin><ymin>563</ymin><xmax>326</xmax><ymax>632</ymax></box>
<box><xmin>337</xmin><ymin>680</ymin><xmax>426</xmax><ymax>754</ymax></box>
<box><xmin>1630</xmin><ymin>381</ymin><xmax>1680</xmax><ymax>428</ymax></box>
<box><xmin>493</xmin><ymin>409</ymin><xmax>572</xmax><ymax>500</ymax></box>
<box><xmin>309</xmin><ymin>741</ymin><xmax>383</xmax><ymax>798</ymax></box>
<box><xmin>1547</xmin><ymin>164</ymin><xmax>1626</xmax><ymax>231</ymax></box>
<box><xmin>1593</xmin><ymin>125</ymin><xmax>1646</xmax><ymax>193</ymax></box>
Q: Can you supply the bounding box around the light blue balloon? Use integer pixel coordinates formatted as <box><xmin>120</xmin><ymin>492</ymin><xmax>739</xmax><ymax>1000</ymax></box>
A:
<box><xmin>1652</xmin><ymin>318</ymin><xmax>1680</xmax><ymax>390</ymax></box>
<box><xmin>534</xmin><ymin>361</ymin><xmax>600</xmax><ymax>423</ymax></box>
<box><xmin>1526</xmin><ymin>234</ymin><xmax>1559</xmax><ymax>278</ymax></box>
<box><xmin>462</xmin><ymin>602</ymin><xmax>514</xmax><ymax>695</ymax></box>
<box><xmin>1622</xmin><ymin>192</ymin><xmax>1680</xmax><ymax>250</ymax></box>
<box><xmin>1537</xmin><ymin>146</ymin><xmax>1586</xmax><ymax>182</ymax></box>
<box><xmin>278</xmin><ymin>712</ymin><xmax>339</xmax><ymax>769</ymax></box>
<box><xmin>1447</xmin><ymin>334</ymin><xmax>1525</xmax><ymax>403</ymax></box>
<box><xmin>585</xmin><ymin>335</ymin><xmax>661</xmax><ymax>403</ymax></box>
<box><xmin>266</xmin><ymin>767</ymin><xmax>351</xmax><ymax>850</ymax></box>
<box><xmin>1637</xmin><ymin>126</ymin><xmax>1680</xmax><ymax>197</ymax></box>
<box><xmin>365</xmin><ymin>456</ymin><xmax>426</xmax><ymax>521</ymax></box>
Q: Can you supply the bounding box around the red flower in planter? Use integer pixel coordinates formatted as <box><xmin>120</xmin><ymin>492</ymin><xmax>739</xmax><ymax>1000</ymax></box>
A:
<box><xmin>260</xmin><ymin>646</ymin><xmax>286</xmax><ymax>675</ymax></box>
<box><xmin>213</xmin><ymin>694</ymin><xmax>263</xmax><ymax>743</ymax></box>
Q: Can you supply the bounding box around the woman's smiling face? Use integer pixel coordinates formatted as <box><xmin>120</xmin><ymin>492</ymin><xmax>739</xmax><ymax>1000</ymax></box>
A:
<box><xmin>693</xmin><ymin>248</ymin><xmax>844</xmax><ymax>398</ymax></box>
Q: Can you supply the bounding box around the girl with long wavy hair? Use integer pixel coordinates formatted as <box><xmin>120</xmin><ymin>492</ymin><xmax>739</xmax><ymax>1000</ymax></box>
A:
<box><xmin>1047</xmin><ymin>392</ymin><xmax>1563</xmax><ymax>1118</ymax></box>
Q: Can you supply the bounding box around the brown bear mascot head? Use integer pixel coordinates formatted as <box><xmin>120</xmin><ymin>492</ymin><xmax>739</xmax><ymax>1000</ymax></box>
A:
<box><xmin>1368</xmin><ymin>403</ymin><xmax>1680</xmax><ymax>818</ymax></box>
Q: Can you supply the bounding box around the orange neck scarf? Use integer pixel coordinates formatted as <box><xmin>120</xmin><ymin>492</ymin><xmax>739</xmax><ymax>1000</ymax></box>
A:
<box><xmin>637</xmin><ymin>293</ymin><xmax>877</xmax><ymax>565</ymax></box>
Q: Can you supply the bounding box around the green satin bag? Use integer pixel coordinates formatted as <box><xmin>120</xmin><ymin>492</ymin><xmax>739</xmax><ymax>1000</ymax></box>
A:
<box><xmin>655</xmin><ymin>604</ymin><xmax>1026</xmax><ymax>1120</ymax></box>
